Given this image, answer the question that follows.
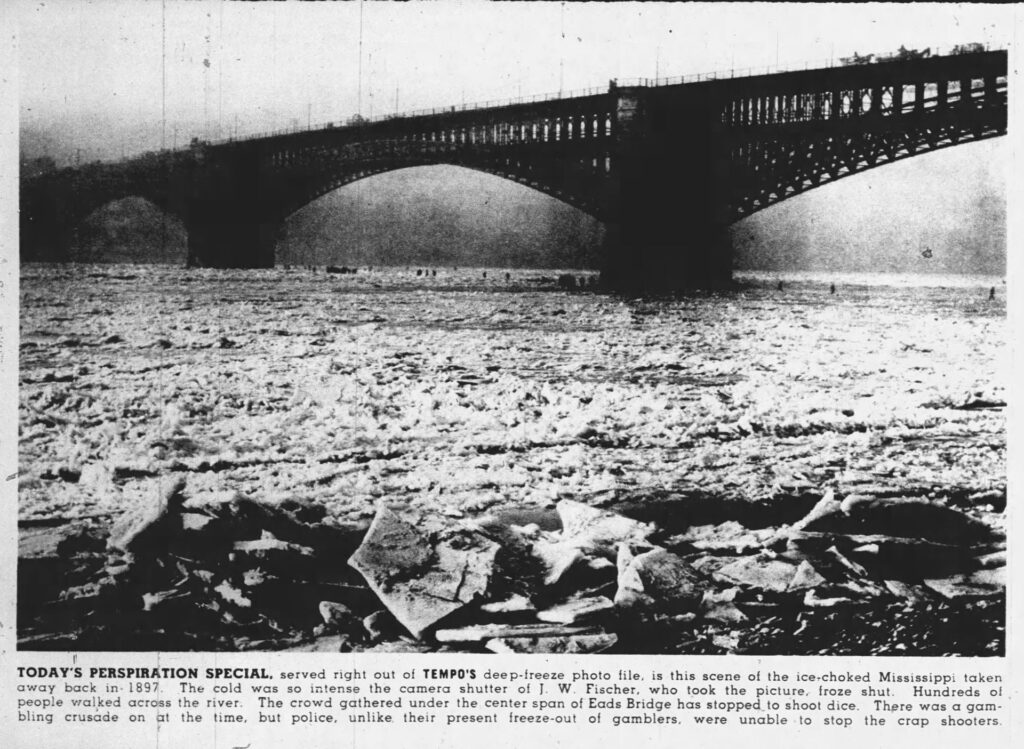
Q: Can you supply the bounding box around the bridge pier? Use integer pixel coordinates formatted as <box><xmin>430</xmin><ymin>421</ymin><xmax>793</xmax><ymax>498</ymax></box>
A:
<box><xmin>185</xmin><ymin>146</ymin><xmax>278</xmax><ymax>269</ymax></box>
<box><xmin>185</xmin><ymin>199</ymin><xmax>279</xmax><ymax>269</ymax></box>
<box><xmin>600</xmin><ymin>201</ymin><xmax>734</xmax><ymax>294</ymax></box>
<box><xmin>600</xmin><ymin>85</ymin><xmax>733</xmax><ymax>293</ymax></box>
<box><xmin>19</xmin><ymin>197</ymin><xmax>77</xmax><ymax>262</ymax></box>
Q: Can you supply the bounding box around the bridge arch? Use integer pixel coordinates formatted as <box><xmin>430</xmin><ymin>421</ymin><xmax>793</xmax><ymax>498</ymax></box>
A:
<box><xmin>728</xmin><ymin>92</ymin><xmax>1007</xmax><ymax>220</ymax></box>
<box><xmin>277</xmin><ymin>164</ymin><xmax>605</xmax><ymax>269</ymax></box>
<box><xmin>70</xmin><ymin>196</ymin><xmax>187</xmax><ymax>263</ymax></box>
<box><xmin>19</xmin><ymin>169</ymin><xmax>189</xmax><ymax>262</ymax></box>
<box><xmin>734</xmin><ymin>136</ymin><xmax>1005</xmax><ymax>274</ymax></box>
<box><xmin>277</xmin><ymin>155</ymin><xmax>611</xmax><ymax>228</ymax></box>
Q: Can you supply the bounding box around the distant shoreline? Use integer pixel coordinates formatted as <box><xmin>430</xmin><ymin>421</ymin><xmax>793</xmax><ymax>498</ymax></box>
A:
<box><xmin>16</xmin><ymin>261</ymin><xmax>1007</xmax><ymax>291</ymax></box>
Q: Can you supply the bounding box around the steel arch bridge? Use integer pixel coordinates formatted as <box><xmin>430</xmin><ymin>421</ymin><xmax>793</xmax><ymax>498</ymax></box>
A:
<box><xmin>20</xmin><ymin>49</ymin><xmax>1007</xmax><ymax>291</ymax></box>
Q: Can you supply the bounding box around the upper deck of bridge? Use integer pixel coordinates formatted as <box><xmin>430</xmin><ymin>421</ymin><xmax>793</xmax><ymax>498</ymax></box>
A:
<box><xmin>26</xmin><ymin>46</ymin><xmax>1007</xmax><ymax>180</ymax></box>
<box><xmin>230</xmin><ymin>48</ymin><xmax>1006</xmax><ymax>146</ymax></box>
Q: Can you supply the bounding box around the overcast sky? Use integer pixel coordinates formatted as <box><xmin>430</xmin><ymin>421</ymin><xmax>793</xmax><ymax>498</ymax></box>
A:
<box><xmin>18</xmin><ymin>1</ymin><xmax>1015</xmax><ymax>162</ymax></box>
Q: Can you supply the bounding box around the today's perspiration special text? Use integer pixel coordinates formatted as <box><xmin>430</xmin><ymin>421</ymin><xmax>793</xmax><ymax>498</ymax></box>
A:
<box><xmin>15</xmin><ymin>663</ymin><xmax>1005</xmax><ymax>731</ymax></box>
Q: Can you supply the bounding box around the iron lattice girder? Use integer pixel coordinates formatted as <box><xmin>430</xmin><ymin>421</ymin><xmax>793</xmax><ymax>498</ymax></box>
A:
<box><xmin>259</xmin><ymin>53</ymin><xmax>1007</xmax><ymax>226</ymax></box>
<box><xmin>724</xmin><ymin>83</ymin><xmax>1006</xmax><ymax>220</ymax></box>
<box><xmin>713</xmin><ymin>50</ymin><xmax>1006</xmax><ymax>118</ymax></box>
<box><xmin>730</xmin><ymin>122</ymin><xmax>1005</xmax><ymax>219</ymax></box>
<box><xmin>722</xmin><ymin>89</ymin><xmax>1006</xmax><ymax>139</ymax></box>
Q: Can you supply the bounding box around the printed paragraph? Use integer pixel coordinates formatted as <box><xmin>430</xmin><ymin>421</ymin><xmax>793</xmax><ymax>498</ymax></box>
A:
<box><xmin>14</xmin><ymin>664</ymin><xmax>1005</xmax><ymax>729</ymax></box>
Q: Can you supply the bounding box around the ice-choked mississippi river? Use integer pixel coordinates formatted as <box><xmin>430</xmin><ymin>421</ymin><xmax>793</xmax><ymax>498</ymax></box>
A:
<box><xmin>19</xmin><ymin>265</ymin><xmax>1005</xmax><ymax>527</ymax></box>
<box><xmin>17</xmin><ymin>264</ymin><xmax>1008</xmax><ymax>654</ymax></box>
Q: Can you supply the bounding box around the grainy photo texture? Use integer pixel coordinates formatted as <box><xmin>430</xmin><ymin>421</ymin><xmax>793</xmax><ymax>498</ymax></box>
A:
<box><xmin>15</xmin><ymin>1</ymin><xmax>1008</xmax><ymax>656</ymax></box>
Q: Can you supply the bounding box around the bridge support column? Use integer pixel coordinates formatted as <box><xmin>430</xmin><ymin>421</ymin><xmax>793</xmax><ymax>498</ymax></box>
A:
<box><xmin>600</xmin><ymin>217</ymin><xmax>732</xmax><ymax>295</ymax></box>
<box><xmin>186</xmin><ymin>199</ymin><xmax>279</xmax><ymax>268</ymax></box>
<box><xmin>600</xmin><ymin>86</ymin><xmax>733</xmax><ymax>294</ymax></box>
<box><xmin>19</xmin><ymin>197</ymin><xmax>77</xmax><ymax>262</ymax></box>
<box><xmin>185</xmin><ymin>145</ymin><xmax>279</xmax><ymax>269</ymax></box>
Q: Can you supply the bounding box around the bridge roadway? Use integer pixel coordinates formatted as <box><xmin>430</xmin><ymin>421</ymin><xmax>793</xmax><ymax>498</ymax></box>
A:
<box><xmin>20</xmin><ymin>50</ymin><xmax>1007</xmax><ymax>292</ymax></box>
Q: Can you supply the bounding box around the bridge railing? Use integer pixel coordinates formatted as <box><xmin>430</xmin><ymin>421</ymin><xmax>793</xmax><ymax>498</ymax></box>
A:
<box><xmin>66</xmin><ymin>43</ymin><xmax>1003</xmax><ymax>165</ymax></box>
<box><xmin>199</xmin><ymin>43</ymin><xmax>1004</xmax><ymax>147</ymax></box>
<box><xmin>616</xmin><ymin>43</ymin><xmax>996</xmax><ymax>89</ymax></box>
<box><xmin>206</xmin><ymin>85</ymin><xmax>611</xmax><ymax>147</ymax></box>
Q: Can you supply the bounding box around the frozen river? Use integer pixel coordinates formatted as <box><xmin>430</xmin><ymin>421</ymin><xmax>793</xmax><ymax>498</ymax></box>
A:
<box><xmin>18</xmin><ymin>264</ymin><xmax>1005</xmax><ymax>528</ymax></box>
<box><xmin>16</xmin><ymin>263</ymin><xmax>1007</xmax><ymax>654</ymax></box>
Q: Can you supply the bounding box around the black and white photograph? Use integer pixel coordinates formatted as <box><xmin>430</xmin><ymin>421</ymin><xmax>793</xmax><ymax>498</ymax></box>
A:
<box><xmin>12</xmin><ymin>1</ymin><xmax>1010</xmax><ymax>657</ymax></box>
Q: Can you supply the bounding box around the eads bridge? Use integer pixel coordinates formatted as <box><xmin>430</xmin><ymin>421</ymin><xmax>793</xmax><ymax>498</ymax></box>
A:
<box><xmin>21</xmin><ymin>49</ymin><xmax>1007</xmax><ymax>292</ymax></box>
